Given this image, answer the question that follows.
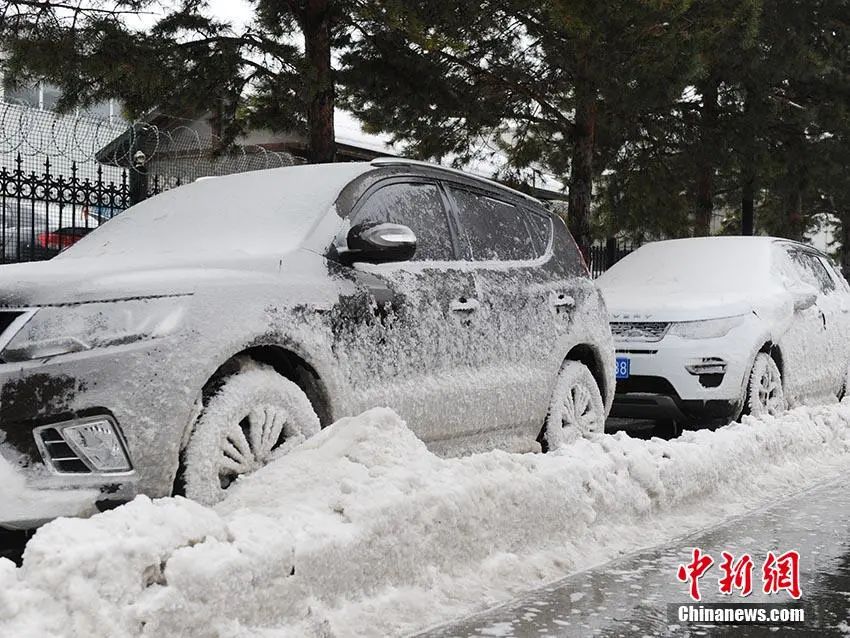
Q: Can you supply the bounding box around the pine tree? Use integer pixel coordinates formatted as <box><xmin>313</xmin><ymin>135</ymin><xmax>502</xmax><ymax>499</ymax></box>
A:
<box><xmin>0</xmin><ymin>0</ymin><xmax>349</xmax><ymax>162</ymax></box>
<box><xmin>342</xmin><ymin>0</ymin><xmax>695</xmax><ymax>252</ymax></box>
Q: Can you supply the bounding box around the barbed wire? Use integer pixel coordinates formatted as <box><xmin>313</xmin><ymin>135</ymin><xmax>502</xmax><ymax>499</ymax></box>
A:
<box><xmin>0</xmin><ymin>100</ymin><xmax>300</xmax><ymax>183</ymax></box>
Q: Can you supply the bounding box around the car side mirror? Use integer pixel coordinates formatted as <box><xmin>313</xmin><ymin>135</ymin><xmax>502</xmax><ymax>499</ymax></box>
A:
<box><xmin>792</xmin><ymin>290</ymin><xmax>818</xmax><ymax>312</ymax></box>
<box><xmin>340</xmin><ymin>222</ymin><xmax>417</xmax><ymax>265</ymax></box>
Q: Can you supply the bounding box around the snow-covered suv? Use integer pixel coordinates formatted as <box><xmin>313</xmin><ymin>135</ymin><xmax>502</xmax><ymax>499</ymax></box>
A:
<box><xmin>0</xmin><ymin>158</ymin><xmax>614</xmax><ymax>529</ymax></box>
<box><xmin>598</xmin><ymin>236</ymin><xmax>850</xmax><ymax>427</ymax></box>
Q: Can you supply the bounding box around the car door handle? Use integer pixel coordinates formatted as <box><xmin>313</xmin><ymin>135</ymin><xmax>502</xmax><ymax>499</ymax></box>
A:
<box><xmin>550</xmin><ymin>292</ymin><xmax>575</xmax><ymax>308</ymax></box>
<box><xmin>450</xmin><ymin>297</ymin><xmax>480</xmax><ymax>313</ymax></box>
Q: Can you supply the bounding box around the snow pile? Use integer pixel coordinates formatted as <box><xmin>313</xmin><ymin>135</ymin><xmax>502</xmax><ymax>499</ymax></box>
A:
<box><xmin>4</xmin><ymin>404</ymin><xmax>850</xmax><ymax>637</ymax></box>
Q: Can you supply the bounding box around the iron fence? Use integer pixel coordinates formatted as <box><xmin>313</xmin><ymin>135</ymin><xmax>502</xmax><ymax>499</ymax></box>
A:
<box><xmin>588</xmin><ymin>239</ymin><xmax>639</xmax><ymax>278</ymax></box>
<box><xmin>0</xmin><ymin>101</ymin><xmax>299</xmax><ymax>263</ymax></box>
<box><xmin>0</xmin><ymin>154</ymin><xmax>135</xmax><ymax>263</ymax></box>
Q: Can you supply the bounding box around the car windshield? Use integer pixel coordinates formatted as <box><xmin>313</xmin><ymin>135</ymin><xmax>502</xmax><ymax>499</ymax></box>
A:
<box><xmin>59</xmin><ymin>163</ymin><xmax>371</xmax><ymax>260</ymax></box>
<box><xmin>598</xmin><ymin>238</ymin><xmax>775</xmax><ymax>294</ymax></box>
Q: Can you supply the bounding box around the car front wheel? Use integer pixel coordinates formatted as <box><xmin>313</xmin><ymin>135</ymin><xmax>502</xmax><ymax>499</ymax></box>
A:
<box><xmin>746</xmin><ymin>352</ymin><xmax>786</xmax><ymax>418</ymax></box>
<box><xmin>543</xmin><ymin>360</ymin><xmax>605</xmax><ymax>450</ymax></box>
<box><xmin>182</xmin><ymin>361</ymin><xmax>321</xmax><ymax>505</ymax></box>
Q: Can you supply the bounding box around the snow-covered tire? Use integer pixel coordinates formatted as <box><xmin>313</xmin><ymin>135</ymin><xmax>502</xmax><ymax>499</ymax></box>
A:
<box><xmin>544</xmin><ymin>361</ymin><xmax>605</xmax><ymax>450</ymax></box>
<box><xmin>182</xmin><ymin>362</ymin><xmax>320</xmax><ymax>505</ymax></box>
<box><xmin>746</xmin><ymin>352</ymin><xmax>786</xmax><ymax>418</ymax></box>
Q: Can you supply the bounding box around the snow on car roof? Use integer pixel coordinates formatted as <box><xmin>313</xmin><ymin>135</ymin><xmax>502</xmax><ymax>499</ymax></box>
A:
<box><xmin>60</xmin><ymin>162</ymin><xmax>375</xmax><ymax>260</ymax></box>
<box><xmin>597</xmin><ymin>236</ymin><xmax>781</xmax><ymax>294</ymax></box>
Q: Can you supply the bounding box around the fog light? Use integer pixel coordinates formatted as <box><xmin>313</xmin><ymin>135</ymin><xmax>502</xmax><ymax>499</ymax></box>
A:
<box><xmin>685</xmin><ymin>357</ymin><xmax>728</xmax><ymax>375</ymax></box>
<box><xmin>62</xmin><ymin>419</ymin><xmax>132</xmax><ymax>472</ymax></box>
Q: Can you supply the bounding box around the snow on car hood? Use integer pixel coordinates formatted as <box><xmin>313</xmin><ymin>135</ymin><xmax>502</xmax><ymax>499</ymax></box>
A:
<box><xmin>597</xmin><ymin>237</ymin><xmax>789</xmax><ymax>321</ymax></box>
<box><xmin>0</xmin><ymin>253</ymin><xmax>286</xmax><ymax>307</ymax></box>
<box><xmin>600</xmin><ymin>286</ymin><xmax>765</xmax><ymax>322</ymax></box>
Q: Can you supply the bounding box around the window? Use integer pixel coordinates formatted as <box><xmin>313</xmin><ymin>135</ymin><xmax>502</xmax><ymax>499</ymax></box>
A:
<box><xmin>41</xmin><ymin>85</ymin><xmax>61</xmax><ymax>111</ymax></box>
<box><xmin>352</xmin><ymin>182</ymin><xmax>454</xmax><ymax>261</ymax></box>
<box><xmin>449</xmin><ymin>187</ymin><xmax>537</xmax><ymax>261</ymax></box>
<box><xmin>3</xmin><ymin>81</ymin><xmax>39</xmax><ymax>108</ymax></box>
<box><xmin>785</xmin><ymin>248</ymin><xmax>836</xmax><ymax>294</ymax></box>
<box><xmin>817</xmin><ymin>256</ymin><xmax>850</xmax><ymax>292</ymax></box>
<box><xmin>524</xmin><ymin>210</ymin><xmax>552</xmax><ymax>255</ymax></box>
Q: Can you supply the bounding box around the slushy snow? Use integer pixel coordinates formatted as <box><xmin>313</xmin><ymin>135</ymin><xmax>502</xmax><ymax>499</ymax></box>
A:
<box><xmin>4</xmin><ymin>403</ymin><xmax>850</xmax><ymax>637</ymax></box>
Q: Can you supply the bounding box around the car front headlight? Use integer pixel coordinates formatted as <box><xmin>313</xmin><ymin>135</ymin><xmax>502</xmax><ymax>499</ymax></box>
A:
<box><xmin>1</xmin><ymin>295</ymin><xmax>189</xmax><ymax>362</ymax></box>
<box><xmin>667</xmin><ymin>315</ymin><xmax>746</xmax><ymax>340</ymax></box>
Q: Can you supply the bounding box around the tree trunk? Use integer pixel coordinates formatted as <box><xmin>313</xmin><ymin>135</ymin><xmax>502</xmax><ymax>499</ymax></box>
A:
<box><xmin>694</xmin><ymin>77</ymin><xmax>719</xmax><ymax>236</ymax></box>
<box><xmin>783</xmin><ymin>141</ymin><xmax>807</xmax><ymax>241</ymax></box>
<box><xmin>301</xmin><ymin>0</ymin><xmax>335</xmax><ymax>163</ymax></box>
<box><xmin>741</xmin><ymin>167</ymin><xmax>755</xmax><ymax>235</ymax></box>
<box><xmin>740</xmin><ymin>83</ymin><xmax>758</xmax><ymax>235</ymax></box>
<box><xmin>567</xmin><ymin>55</ymin><xmax>597</xmax><ymax>258</ymax></box>
<box><xmin>785</xmin><ymin>171</ymin><xmax>806</xmax><ymax>242</ymax></box>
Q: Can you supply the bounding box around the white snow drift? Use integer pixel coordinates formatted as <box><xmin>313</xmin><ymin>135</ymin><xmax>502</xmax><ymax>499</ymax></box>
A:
<box><xmin>4</xmin><ymin>403</ymin><xmax>850</xmax><ymax>637</ymax></box>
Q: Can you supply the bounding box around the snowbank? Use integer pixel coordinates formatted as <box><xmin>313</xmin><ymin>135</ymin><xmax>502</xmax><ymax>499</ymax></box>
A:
<box><xmin>4</xmin><ymin>404</ymin><xmax>850</xmax><ymax>637</ymax></box>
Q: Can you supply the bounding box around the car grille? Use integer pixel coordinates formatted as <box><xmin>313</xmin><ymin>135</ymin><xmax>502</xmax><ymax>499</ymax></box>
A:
<box><xmin>610</xmin><ymin>321</ymin><xmax>671</xmax><ymax>342</ymax></box>
<box><xmin>35</xmin><ymin>426</ymin><xmax>91</xmax><ymax>473</ymax></box>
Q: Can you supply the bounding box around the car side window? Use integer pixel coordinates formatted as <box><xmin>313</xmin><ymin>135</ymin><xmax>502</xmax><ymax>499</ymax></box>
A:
<box><xmin>785</xmin><ymin>248</ymin><xmax>836</xmax><ymax>294</ymax></box>
<box><xmin>819</xmin><ymin>256</ymin><xmax>850</xmax><ymax>293</ymax></box>
<box><xmin>448</xmin><ymin>187</ymin><xmax>537</xmax><ymax>261</ymax></box>
<box><xmin>524</xmin><ymin>210</ymin><xmax>552</xmax><ymax>256</ymax></box>
<box><xmin>352</xmin><ymin>182</ymin><xmax>454</xmax><ymax>261</ymax></box>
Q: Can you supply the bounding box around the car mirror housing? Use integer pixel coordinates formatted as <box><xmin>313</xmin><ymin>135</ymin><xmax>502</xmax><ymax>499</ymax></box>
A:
<box><xmin>340</xmin><ymin>222</ymin><xmax>417</xmax><ymax>265</ymax></box>
<box><xmin>792</xmin><ymin>289</ymin><xmax>818</xmax><ymax>312</ymax></box>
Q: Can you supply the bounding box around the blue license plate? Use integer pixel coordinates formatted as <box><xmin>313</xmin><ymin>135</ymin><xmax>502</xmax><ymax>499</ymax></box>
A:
<box><xmin>615</xmin><ymin>357</ymin><xmax>630</xmax><ymax>380</ymax></box>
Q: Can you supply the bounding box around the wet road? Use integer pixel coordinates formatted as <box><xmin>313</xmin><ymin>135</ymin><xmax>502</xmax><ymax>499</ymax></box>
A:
<box><xmin>421</xmin><ymin>475</ymin><xmax>850</xmax><ymax>637</ymax></box>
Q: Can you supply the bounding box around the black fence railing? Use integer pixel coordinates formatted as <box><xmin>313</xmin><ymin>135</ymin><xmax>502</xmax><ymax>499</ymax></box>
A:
<box><xmin>0</xmin><ymin>100</ymin><xmax>299</xmax><ymax>264</ymax></box>
<box><xmin>0</xmin><ymin>154</ymin><xmax>138</xmax><ymax>263</ymax></box>
<box><xmin>587</xmin><ymin>239</ymin><xmax>639</xmax><ymax>278</ymax></box>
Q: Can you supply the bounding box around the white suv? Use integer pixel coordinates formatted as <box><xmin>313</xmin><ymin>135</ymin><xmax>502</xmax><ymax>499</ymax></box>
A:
<box><xmin>597</xmin><ymin>237</ymin><xmax>850</xmax><ymax>427</ymax></box>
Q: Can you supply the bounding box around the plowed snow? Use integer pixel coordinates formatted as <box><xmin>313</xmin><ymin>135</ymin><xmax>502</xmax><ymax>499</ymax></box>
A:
<box><xmin>4</xmin><ymin>403</ymin><xmax>850</xmax><ymax>637</ymax></box>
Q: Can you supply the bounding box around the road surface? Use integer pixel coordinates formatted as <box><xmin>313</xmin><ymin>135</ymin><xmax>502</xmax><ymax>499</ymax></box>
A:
<box><xmin>422</xmin><ymin>474</ymin><xmax>850</xmax><ymax>637</ymax></box>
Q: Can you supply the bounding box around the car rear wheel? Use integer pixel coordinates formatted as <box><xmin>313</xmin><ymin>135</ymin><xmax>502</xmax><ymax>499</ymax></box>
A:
<box><xmin>182</xmin><ymin>361</ymin><xmax>320</xmax><ymax>505</ymax></box>
<box><xmin>543</xmin><ymin>361</ymin><xmax>605</xmax><ymax>450</ymax></box>
<box><xmin>746</xmin><ymin>353</ymin><xmax>786</xmax><ymax>418</ymax></box>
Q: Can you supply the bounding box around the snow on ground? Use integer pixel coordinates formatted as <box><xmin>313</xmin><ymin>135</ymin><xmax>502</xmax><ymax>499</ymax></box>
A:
<box><xmin>4</xmin><ymin>403</ymin><xmax>850</xmax><ymax>637</ymax></box>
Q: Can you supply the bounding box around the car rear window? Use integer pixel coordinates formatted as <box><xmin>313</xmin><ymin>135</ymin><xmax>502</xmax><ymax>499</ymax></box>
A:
<box><xmin>783</xmin><ymin>247</ymin><xmax>836</xmax><ymax>294</ymax></box>
<box><xmin>448</xmin><ymin>187</ymin><xmax>537</xmax><ymax>261</ymax></box>
<box><xmin>523</xmin><ymin>210</ymin><xmax>552</xmax><ymax>256</ymax></box>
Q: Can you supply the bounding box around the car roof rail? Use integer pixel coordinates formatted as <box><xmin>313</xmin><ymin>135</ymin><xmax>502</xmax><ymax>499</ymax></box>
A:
<box><xmin>772</xmin><ymin>237</ymin><xmax>829</xmax><ymax>257</ymax></box>
<box><xmin>370</xmin><ymin>157</ymin><xmax>542</xmax><ymax>205</ymax></box>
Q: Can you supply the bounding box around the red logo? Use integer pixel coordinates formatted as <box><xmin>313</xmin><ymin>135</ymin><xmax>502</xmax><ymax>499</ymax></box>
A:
<box><xmin>677</xmin><ymin>549</ymin><xmax>801</xmax><ymax>601</ymax></box>
<box><xmin>677</xmin><ymin>548</ymin><xmax>714</xmax><ymax>601</ymax></box>
<box><xmin>762</xmin><ymin>551</ymin><xmax>802</xmax><ymax>599</ymax></box>
<box><xmin>718</xmin><ymin>551</ymin><xmax>754</xmax><ymax>596</ymax></box>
